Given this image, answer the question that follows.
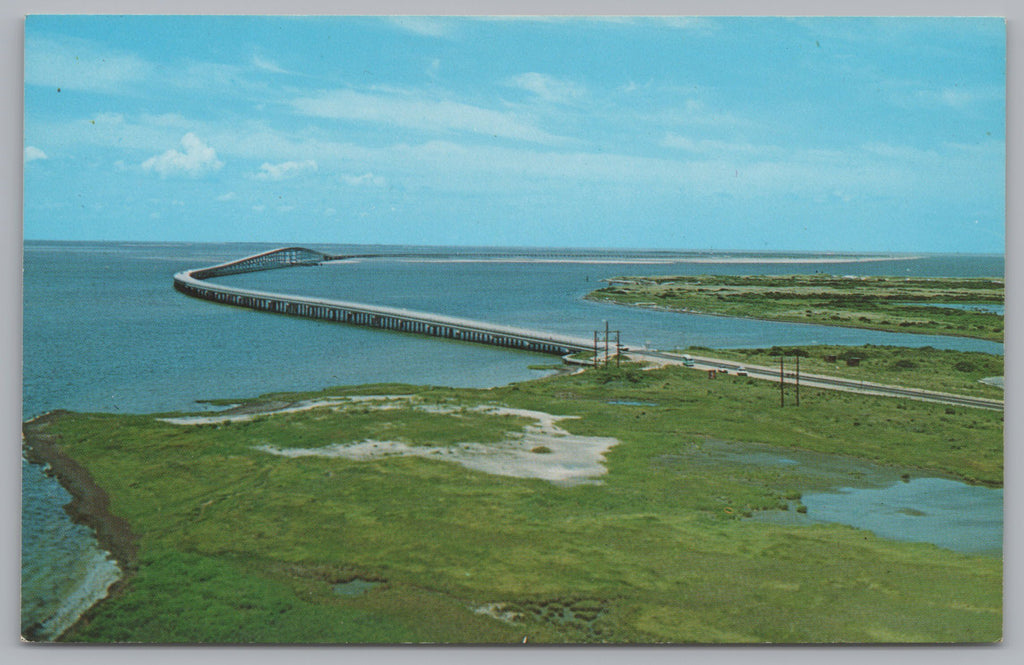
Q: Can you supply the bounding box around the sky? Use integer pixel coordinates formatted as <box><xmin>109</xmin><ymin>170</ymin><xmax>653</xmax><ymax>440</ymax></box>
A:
<box><xmin>22</xmin><ymin>15</ymin><xmax>1006</xmax><ymax>252</ymax></box>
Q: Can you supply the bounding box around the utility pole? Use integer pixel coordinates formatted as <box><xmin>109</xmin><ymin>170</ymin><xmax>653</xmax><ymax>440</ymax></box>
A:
<box><xmin>604</xmin><ymin>320</ymin><xmax>610</xmax><ymax>367</ymax></box>
<box><xmin>780</xmin><ymin>355</ymin><xmax>785</xmax><ymax>407</ymax></box>
<box><xmin>795</xmin><ymin>355</ymin><xmax>800</xmax><ymax>406</ymax></box>
<box><xmin>593</xmin><ymin>323</ymin><xmax>621</xmax><ymax>369</ymax></box>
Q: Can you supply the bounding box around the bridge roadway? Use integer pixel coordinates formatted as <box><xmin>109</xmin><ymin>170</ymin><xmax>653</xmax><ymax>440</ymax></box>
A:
<box><xmin>174</xmin><ymin>247</ymin><xmax>596</xmax><ymax>357</ymax></box>
<box><xmin>176</xmin><ymin>246</ymin><xmax>1003</xmax><ymax>411</ymax></box>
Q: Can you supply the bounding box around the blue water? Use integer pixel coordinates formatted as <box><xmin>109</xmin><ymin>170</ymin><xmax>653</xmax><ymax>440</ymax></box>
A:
<box><xmin>20</xmin><ymin>241</ymin><xmax>1004</xmax><ymax>637</ymax></box>
<box><xmin>803</xmin><ymin>478</ymin><xmax>1003</xmax><ymax>556</ymax></box>
<box><xmin>899</xmin><ymin>302</ymin><xmax>1005</xmax><ymax>315</ymax></box>
<box><xmin>219</xmin><ymin>253</ymin><xmax>1005</xmax><ymax>355</ymax></box>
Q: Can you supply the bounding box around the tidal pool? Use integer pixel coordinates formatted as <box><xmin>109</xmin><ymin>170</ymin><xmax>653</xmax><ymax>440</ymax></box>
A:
<box><xmin>661</xmin><ymin>439</ymin><xmax>1002</xmax><ymax>556</ymax></box>
<box><xmin>332</xmin><ymin>579</ymin><xmax>381</xmax><ymax>597</ymax></box>
<box><xmin>899</xmin><ymin>302</ymin><xmax>1004</xmax><ymax>315</ymax></box>
<box><xmin>799</xmin><ymin>477</ymin><xmax>1003</xmax><ymax>556</ymax></box>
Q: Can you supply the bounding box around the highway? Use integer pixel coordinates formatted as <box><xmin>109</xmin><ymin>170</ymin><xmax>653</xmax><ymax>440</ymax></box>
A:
<box><xmin>628</xmin><ymin>349</ymin><xmax>1004</xmax><ymax>411</ymax></box>
<box><xmin>177</xmin><ymin>247</ymin><xmax>1003</xmax><ymax>413</ymax></box>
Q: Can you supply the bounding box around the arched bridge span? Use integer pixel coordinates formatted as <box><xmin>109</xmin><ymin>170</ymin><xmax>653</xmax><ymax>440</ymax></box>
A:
<box><xmin>188</xmin><ymin>247</ymin><xmax>338</xmax><ymax>279</ymax></box>
<box><xmin>174</xmin><ymin>247</ymin><xmax>596</xmax><ymax>357</ymax></box>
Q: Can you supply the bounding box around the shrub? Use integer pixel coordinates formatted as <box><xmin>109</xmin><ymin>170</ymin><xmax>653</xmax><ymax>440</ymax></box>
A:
<box><xmin>767</xmin><ymin>346</ymin><xmax>808</xmax><ymax>357</ymax></box>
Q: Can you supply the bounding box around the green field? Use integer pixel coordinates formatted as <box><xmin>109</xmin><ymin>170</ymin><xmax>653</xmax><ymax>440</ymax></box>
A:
<box><xmin>681</xmin><ymin>344</ymin><xmax>1004</xmax><ymax>399</ymax></box>
<box><xmin>587</xmin><ymin>274</ymin><xmax>1004</xmax><ymax>341</ymax></box>
<box><xmin>26</xmin><ymin>363</ymin><xmax>1002</xmax><ymax>644</ymax></box>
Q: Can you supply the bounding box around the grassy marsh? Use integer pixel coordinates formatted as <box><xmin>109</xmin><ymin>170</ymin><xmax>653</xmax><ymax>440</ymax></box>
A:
<box><xmin>26</xmin><ymin>363</ymin><xmax>1002</xmax><ymax>644</ymax></box>
<box><xmin>587</xmin><ymin>274</ymin><xmax>1004</xmax><ymax>341</ymax></box>
<box><xmin>682</xmin><ymin>344</ymin><xmax>1004</xmax><ymax>398</ymax></box>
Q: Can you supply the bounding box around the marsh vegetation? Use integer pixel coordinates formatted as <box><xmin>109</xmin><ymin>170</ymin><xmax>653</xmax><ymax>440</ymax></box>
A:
<box><xmin>25</xmin><ymin>360</ymin><xmax>1002</xmax><ymax>644</ymax></box>
<box><xmin>588</xmin><ymin>274</ymin><xmax>1004</xmax><ymax>341</ymax></box>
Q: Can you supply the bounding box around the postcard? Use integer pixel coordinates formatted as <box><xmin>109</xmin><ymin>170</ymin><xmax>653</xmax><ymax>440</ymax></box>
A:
<box><xmin>22</xmin><ymin>15</ymin><xmax>1005</xmax><ymax>644</ymax></box>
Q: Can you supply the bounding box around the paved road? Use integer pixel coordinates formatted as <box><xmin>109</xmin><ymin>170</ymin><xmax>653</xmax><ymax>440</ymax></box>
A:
<box><xmin>628</xmin><ymin>349</ymin><xmax>1004</xmax><ymax>412</ymax></box>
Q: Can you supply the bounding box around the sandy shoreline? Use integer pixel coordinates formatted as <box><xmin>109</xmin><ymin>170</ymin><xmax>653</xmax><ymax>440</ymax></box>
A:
<box><xmin>395</xmin><ymin>255</ymin><xmax>922</xmax><ymax>265</ymax></box>
<box><xmin>21</xmin><ymin>411</ymin><xmax>139</xmax><ymax>642</ymax></box>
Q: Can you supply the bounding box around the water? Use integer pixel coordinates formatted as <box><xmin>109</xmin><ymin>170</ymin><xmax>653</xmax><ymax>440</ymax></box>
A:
<box><xmin>331</xmin><ymin>579</ymin><xmax>381</xmax><ymax>597</ymax></box>
<box><xmin>899</xmin><ymin>302</ymin><xmax>1005</xmax><ymax>315</ymax></box>
<box><xmin>21</xmin><ymin>241</ymin><xmax>1004</xmax><ymax>637</ymax></box>
<box><xmin>692</xmin><ymin>440</ymin><xmax>1004</xmax><ymax>556</ymax></box>
<box><xmin>801</xmin><ymin>478</ymin><xmax>1003</xmax><ymax>555</ymax></box>
<box><xmin>218</xmin><ymin>252</ymin><xmax>1005</xmax><ymax>355</ymax></box>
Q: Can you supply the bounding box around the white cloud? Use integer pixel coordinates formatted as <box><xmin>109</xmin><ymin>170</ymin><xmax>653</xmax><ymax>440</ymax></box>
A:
<box><xmin>252</xmin><ymin>205</ymin><xmax>266</xmax><ymax>212</ymax></box>
<box><xmin>140</xmin><ymin>113</ymin><xmax>190</xmax><ymax>127</ymax></box>
<box><xmin>386</xmin><ymin>17</ymin><xmax>453</xmax><ymax>38</ymax></box>
<box><xmin>217</xmin><ymin>192</ymin><xmax>237</xmax><ymax>201</ymax></box>
<box><xmin>661</xmin><ymin>133</ymin><xmax>698</xmax><ymax>151</ymax></box>
<box><xmin>24</xmin><ymin>146</ymin><xmax>48</xmax><ymax>163</ymax></box>
<box><xmin>652</xmin><ymin>17</ymin><xmax>717</xmax><ymax>33</ymax></box>
<box><xmin>25</xmin><ymin>36</ymin><xmax>154</xmax><ymax>94</ymax></box>
<box><xmin>252</xmin><ymin>54</ymin><xmax>290</xmax><ymax>74</ymax></box>
<box><xmin>341</xmin><ymin>172</ymin><xmax>386</xmax><ymax>187</ymax></box>
<box><xmin>620</xmin><ymin>80</ymin><xmax>653</xmax><ymax>94</ymax></box>
<box><xmin>142</xmin><ymin>133</ymin><xmax>223</xmax><ymax>177</ymax></box>
<box><xmin>506</xmin><ymin>73</ymin><xmax>586</xmax><ymax>104</ymax></box>
<box><xmin>254</xmin><ymin>160</ymin><xmax>318</xmax><ymax>180</ymax></box>
<box><xmin>888</xmin><ymin>82</ymin><xmax>1004</xmax><ymax>112</ymax></box>
<box><xmin>661</xmin><ymin>133</ymin><xmax>780</xmax><ymax>157</ymax></box>
<box><xmin>292</xmin><ymin>88</ymin><xmax>566</xmax><ymax>144</ymax></box>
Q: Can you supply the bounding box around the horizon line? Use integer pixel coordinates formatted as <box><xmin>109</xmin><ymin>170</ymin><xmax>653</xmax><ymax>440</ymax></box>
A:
<box><xmin>21</xmin><ymin>238</ymin><xmax>1007</xmax><ymax>257</ymax></box>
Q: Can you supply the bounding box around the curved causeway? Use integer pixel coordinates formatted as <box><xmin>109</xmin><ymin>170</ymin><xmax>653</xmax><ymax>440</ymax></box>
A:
<box><xmin>173</xmin><ymin>247</ymin><xmax>595</xmax><ymax>356</ymax></box>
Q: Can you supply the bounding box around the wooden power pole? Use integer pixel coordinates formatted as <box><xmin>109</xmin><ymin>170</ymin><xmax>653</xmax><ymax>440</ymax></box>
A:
<box><xmin>795</xmin><ymin>355</ymin><xmax>800</xmax><ymax>406</ymax></box>
<box><xmin>780</xmin><ymin>355</ymin><xmax>785</xmax><ymax>407</ymax></box>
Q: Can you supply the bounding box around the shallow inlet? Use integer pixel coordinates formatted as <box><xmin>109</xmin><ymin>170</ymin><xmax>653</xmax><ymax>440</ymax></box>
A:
<box><xmin>798</xmin><ymin>477</ymin><xmax>1003</xmax><ymax>555</ymax></box>
<box><xmin>898</xmin><ymin>302</ymin><xmax>1004</xmax><ymax>315</ymax></box>
<box><xmin>661</xmin><ymin>439</ymin><xmax>1002</xmax><ymax>556</ymax></box>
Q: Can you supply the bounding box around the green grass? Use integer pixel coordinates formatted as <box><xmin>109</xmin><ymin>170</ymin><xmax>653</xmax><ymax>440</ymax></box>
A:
<box><xmin>205</xmin><ymin>403</ymin><xmax>534</xmax><ymax>450</ymax></box>
<box><xmin>34</xmin><ymin>362</ymin><xmax>1002</xmax><ymax>644</ymax></box>
<box><xmin>681</xmin><ymin>344</ymin><xmax>1004</xmax><ymax>399</ymax></box>
<box><xmin>587</xmin><ymin>274</ymin><xmax>1004</xmax><ymax>341</ymax></box>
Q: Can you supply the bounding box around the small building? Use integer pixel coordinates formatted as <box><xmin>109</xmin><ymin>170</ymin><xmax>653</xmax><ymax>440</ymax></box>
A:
<box><xmin>845</xmin><ymin>357</ymin><xmax>861</xmax><ymax>367</ymax></box>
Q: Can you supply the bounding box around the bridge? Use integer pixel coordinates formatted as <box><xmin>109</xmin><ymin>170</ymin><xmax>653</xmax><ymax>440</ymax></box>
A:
<box><xmin>187</xmin><ymin>247</ymin><xmax>335</xmax><ymax>279</ymax></box>
<box><xmin>174</xmin><ymin>247</ymin><xmax>597</xmax><ymax>357</ymax></box>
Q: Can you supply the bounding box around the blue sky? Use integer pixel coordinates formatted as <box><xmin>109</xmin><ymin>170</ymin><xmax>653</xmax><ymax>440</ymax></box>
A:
<box><xmin>23</xmin><ymin>15</ymin><xmax>1005</xmax><ymax>252</ymax></box>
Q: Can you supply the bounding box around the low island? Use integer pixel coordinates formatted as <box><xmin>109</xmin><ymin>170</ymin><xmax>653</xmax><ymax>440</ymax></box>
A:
<box><xmin>586</xmin><ymin>274</ymin><xmax>1004</xmax><ymax>342</ymax></box>
<box><xmin>24</xmin><ymin>356</ymin><xmax>1003</xmax><ymax>644</ymax></box>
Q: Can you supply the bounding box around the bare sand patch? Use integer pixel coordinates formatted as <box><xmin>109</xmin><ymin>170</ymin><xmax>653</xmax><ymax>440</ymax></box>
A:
<box><xmin>255</xmin><ymin>404</ymin><xmax>619</xmax><ymax>486</ymax></box>
<box><xmin>157</xmin><ymin>395</ymin><xmax>416</xmax><ymax>426</ymax></box>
